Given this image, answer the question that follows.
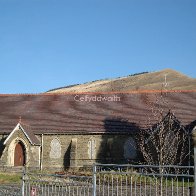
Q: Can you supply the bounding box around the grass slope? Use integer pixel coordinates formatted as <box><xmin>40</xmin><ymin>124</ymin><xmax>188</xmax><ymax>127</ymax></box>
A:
<box><xmin>47</xmin><ymin>69</ymin><xmax>196</xmax><ymax>93</ymax></box>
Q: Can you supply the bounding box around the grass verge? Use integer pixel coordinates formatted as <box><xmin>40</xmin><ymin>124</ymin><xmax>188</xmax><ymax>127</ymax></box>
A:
<box><xmin>0</xmin><ymin>172</ymin><xmax>22</xmax><ymax>184</ymax></box>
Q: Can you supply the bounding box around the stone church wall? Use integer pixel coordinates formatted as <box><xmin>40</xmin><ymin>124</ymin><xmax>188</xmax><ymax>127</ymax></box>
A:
<box><xmin>41</xmin><ymin>134</ymin><xmax>135</xmax><ymax>170</ymax></box>
<box><xmin>0</xmin><ymin>130</ymin><xmax>40</xmax><ymax>169</ymax></box>
<box><xmin>0</xmin><ymin>132</ymin><xmax>137</xmax><ymax>171</ymax></box>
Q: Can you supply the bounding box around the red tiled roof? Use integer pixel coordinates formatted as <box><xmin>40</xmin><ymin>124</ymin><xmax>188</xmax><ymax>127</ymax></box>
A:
<box><xmin>19</xmin><ymin>123</ymin><xmax>41</xmax><ymax>145</ymax></box>
<box><xmin>0</xmin><ymin>91</ymin><xmax>195</xmax><ymax>134</ymax></box>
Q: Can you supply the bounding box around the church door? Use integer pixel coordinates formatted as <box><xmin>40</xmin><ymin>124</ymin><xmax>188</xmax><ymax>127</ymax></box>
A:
<box><xmin>14</xmin><ymin>142</ymin><xmax>25</xmax><ymax>166</ymax></box>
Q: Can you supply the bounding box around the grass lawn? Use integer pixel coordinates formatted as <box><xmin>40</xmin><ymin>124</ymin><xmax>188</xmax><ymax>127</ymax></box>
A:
<box><xmin>0</xmin><ymin>172</ymin><xmax>22</xmax><ymax>184</ymax></box>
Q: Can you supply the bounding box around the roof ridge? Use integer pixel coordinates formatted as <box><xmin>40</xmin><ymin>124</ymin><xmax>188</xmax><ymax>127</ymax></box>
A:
<box><xmin>0</xmin><ymin>89</ymin><xmax>196</xmax><ymax>96</ymax></box>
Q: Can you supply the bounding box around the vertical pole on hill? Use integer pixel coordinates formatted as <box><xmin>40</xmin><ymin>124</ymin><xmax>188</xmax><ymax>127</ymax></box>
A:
<box><xmin>93</xmin><ymin>164</ymin><xmax>97</xmax><ymax>196</ymax></box>
<box><xmin>192</xmin><ymin>127</ymin><xmax>196</xmax><ymax>196</ymax></box>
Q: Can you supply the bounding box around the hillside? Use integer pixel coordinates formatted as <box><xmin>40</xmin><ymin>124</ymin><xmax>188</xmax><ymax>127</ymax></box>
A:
<box><xmin>47</xmin><ymin>69</ymin><xmax>196</xmax><ymax>93</ymax></box>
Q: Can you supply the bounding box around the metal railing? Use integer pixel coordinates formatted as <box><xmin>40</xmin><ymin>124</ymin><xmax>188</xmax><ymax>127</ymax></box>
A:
<box><xmin>22</xmin><ymin>172</ymin><xmax>93</xmax><ymax>196</ymax></box>
<box><xmin>0</xmin><ymin>184</ymin><xmax>21</xmax><ymax>196</ymax></box>
<box><xmin>20</xmin><ymin>164</ymin><xmax>194</xmax><ymax>196</ymax></box>
<box><xmin>92</xmin><ymin>164</ymin><xmax>194</xmax><ymax>196</ymax></box>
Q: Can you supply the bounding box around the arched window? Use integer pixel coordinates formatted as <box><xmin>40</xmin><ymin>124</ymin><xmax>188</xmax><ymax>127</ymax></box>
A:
<box><xmin>124</xmin><ymin>137</ymin><xmax>137</xmax><ymax>160</ymax></box>
<box><xmin>88</xmin><ymin>138</ymin><xmax>96</xmax><ymax>159</ymax></box>
<box><xmin>49</xmin><ymin>138</ymin><xmax>61</xmax><ymax>159</ymax></box>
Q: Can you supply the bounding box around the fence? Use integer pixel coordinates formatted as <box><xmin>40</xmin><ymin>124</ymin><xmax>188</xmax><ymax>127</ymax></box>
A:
<box><xmin>0</xmin><ymin>184</ymin><xmax>21</xmax><ymax>196</ymax></box>
<box><xmin>22</xmin><ymin>172</ymin><xmax>93</xmax><ymax>196</ymax></box>
<box><xmin>93</xmin><ymin>164</ymin><xmax>194</xmax><ymax>196</ymax></box>
<box><xmin>20</xmin><ymin>164</ymin><xmax>194</xmax><ymax>196</ymax></box>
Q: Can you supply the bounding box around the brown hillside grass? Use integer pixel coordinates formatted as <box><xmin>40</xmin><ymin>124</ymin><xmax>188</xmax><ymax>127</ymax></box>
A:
<box><xmin>48</xmin><ymin>69</ymin><xmax>196</xmax><ymax>93</ymax></box>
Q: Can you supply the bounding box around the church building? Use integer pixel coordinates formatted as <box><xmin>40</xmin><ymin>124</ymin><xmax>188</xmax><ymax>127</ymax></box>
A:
<box><xmin>0</xmin><ymin>91</ymin><xmax>195</xmax><ymax>171</ymax></box>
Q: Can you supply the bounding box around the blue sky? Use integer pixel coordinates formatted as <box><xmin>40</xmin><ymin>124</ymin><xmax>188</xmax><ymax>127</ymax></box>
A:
<box><xmin>0</xmin><ymin>0</ymin><xmax>195</xmax><ymax>93</ymax></box>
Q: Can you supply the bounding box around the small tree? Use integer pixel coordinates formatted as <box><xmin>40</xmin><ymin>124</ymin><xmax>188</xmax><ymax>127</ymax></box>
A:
<box><xmin>136</xmin><ymin>92</ymin><xmax>190</xmax><ymax>173</ymax></box>
<box><xmin>138</xmin><ymin>112</ymin><xmax>189</xmax><ymax>165</ymax></box>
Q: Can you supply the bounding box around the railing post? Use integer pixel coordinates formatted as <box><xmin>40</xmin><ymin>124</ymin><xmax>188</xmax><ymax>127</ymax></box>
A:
<box><xmin>192</xmin><ymin>127</ymin><xmax>196</xmax><ymax>196</ymax></box>
<box><xmin>21</xmin><ymin>167</ymin><xmax>25</xmax><ymax>196</ymax></box>
<box><xmin>92</xmin><ymin>164</ymin><xmax>97</xmax><ymax>196</ymax></box>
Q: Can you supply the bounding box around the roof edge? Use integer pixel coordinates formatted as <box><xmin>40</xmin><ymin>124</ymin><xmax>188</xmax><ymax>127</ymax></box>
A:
<box><xmin>3</xmin><ymin>123</ymin><xmax>39</xmax><ymax>145</ymax></box>
<box><xmin>0</xmin><ymin>89</ymin><xmax>196</xmax><ymax>96</ymax></box>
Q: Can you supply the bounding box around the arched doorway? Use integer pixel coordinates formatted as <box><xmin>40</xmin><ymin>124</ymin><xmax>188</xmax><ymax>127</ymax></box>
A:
<box><xmin>14</xmin><ymin>141</ymin><xmax>26</xmax><ymax>166</ymax></box>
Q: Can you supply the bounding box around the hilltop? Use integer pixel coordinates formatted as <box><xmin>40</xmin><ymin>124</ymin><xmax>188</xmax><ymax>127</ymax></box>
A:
<box><xmin>47</xmin><ymin>69</ymin><xmax>196</xmax><ymax>93</ymax></box>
